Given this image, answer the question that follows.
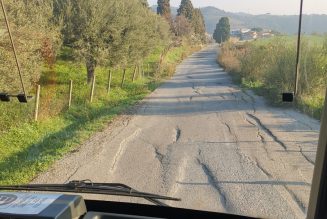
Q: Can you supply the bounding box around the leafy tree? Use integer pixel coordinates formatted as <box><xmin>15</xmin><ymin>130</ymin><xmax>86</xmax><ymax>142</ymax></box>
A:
<box><xmin>107</xmin><ymin>0</ymin><xmax>170</xmax><ymax>70</ymax></box>
<box><xmin>0</xmin><ymin>0</ymin><xmax>60</xmax><ymax>93</ymax></box>
<box><xmin>174</xmin><ymin>15</ymin><xmax>192</xmax><ymax>37</ymax></box>
<box><xmin>157</xmin><ymin>0</ymin><xmax>171</xmax><ymax>20</ymax></box>
<box><xmin>176</xmin><ymin>0</ymin><xmax>207</xmax><ymax>43</ymax></box>
<box><xmin>213</xmin><ymin>17</ymin><xmax>230</xmax><ymax>43</ymax></box>
<box><xmin>55</xmin><ymin>0</ymin><xmax>114</xmax><ymax>84</ymax></box>
<box><xmin>157</xmin><ymin>0</ymin><xmax>175</xmax><ymax>34</ymax></box>
<box><xmin>155</xmin><ymin>16</ymin><xmax>172</xmax><ymax>46</ymax></box>
<box><xmin>192</xmin><ymin>8</ymin><xmax>206</xmax><ymax>43</ymax></box>
<box><xmin>55</xmin><ymin>0</ymin><xmax>171</xmax><ymax>83</ymax></box>
<box><xmin>177</xmin><ymin>0</ymin><xmax>194</xmax><ymax>21</ymax></box>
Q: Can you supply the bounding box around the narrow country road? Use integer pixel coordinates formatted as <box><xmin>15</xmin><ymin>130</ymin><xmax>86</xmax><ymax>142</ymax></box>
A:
<box><xmin>34</xmin><ymin>45</ymin><xmax>320</xmax><ymax>219</ymax></box>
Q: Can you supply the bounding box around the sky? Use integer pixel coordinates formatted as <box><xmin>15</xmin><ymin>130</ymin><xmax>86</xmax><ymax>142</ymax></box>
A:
<box><xmin>148</xmin><ymin>0</ymin><xmax>327</xmax><ymax>15</ymax></box>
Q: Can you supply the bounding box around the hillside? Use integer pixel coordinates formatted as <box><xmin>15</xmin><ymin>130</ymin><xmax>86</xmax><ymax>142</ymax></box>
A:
<box><xmin>151</xmin><ymin>5</ymin><xmax>327</xmax><ymax>35</ymax></box>
<box><xmin>201</xmin><ymin>6</ymin><xmax>327</xmax><ymax>35</ymax></box>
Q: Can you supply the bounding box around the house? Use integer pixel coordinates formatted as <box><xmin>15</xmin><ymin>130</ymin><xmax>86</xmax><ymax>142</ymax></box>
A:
<box><xmin>230</xmin><ymin>28</ymin><xmax>274</xmax><ymax>41</ymax></box>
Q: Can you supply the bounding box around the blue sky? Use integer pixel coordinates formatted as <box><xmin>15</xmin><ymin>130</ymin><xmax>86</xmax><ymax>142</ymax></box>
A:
<box><xmin>148</xmin><ymin>0</ymin><xmax>327</xmax><ymax>15</ymax></box>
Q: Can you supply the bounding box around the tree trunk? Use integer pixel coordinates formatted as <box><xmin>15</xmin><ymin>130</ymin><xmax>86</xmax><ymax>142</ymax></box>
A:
<box><xmin>142</xmin><ymin>64</ymin><xmax>144</xmax><ymax>78</ymax></box>
<box><xmin>137</xmin><ymin>65</ymin><xmax>140</xmax><ymax>79</ymax></box>
<box><xmin>121</xmin><ymin>69</ymin><xmax>126</xmax><ymax>88</ymax></box>
<box><xmin>86</xmin><ymin>55</ymin><xmax>97</xmax><ymax>84</ymax></box>
<box><xmin>107</xmin><ymin>70</ymin><xmax>112</xmax><ymax>94</ymax></box>
<box><xmin>132</xmin><ymin>65</ymin><xmax>137</xmax><ymax>82</ymax></box>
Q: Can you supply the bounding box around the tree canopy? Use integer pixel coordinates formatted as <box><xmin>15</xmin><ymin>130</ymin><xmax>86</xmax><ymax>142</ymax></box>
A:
<box><xmin>157</xmin><ymin>0</ymin><xmax>171</xmax><ymax>20</ymax></box>
<box><xmin>0</xmin><ymin>0</ymin><xmax>60</xmax><ymax>93</ymax></box>
<box><xmin>174</xmin><ymin>15</ymin><xmax>193</xmax><ymax>37</ymax></box>
<box><xmin>213</xmin><ymin>17</ymin><xmax>230</xmax><ymax>43</ymax></box>
<box><xmin>172</xmin><ymin>0</ymin><xmax>207</xmax><ymax>43</ymax></box>
<box><xmin>55</xmin><ymin>0</ymin><xmax>171</xmax><ymax>83</ymax></box>
<box><xmin>192</xmin><ymin>8</ymin><xmax>206</xmax><ymax>43</ymax></box>
<box><xmin>177</xmin><ymin>0</ymin><xmax>194</xmax><ymax>21</ymax></box>
<box><xmin>157</xmin><ymin>0</ymin><xmax>206</xmax><ymax>43</ymax></box>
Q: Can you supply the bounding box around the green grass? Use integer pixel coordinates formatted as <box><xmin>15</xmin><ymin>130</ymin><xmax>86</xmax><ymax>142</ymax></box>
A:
<box><xmin>252</xmin><ymin>35</ymin><xmax>326</xmax><ymax>47</ymax></box>
<box><xmin>0</xmin><ymin>44</ymin><xmax>199</xmax><ymax>185</ymax></box>
<box><xmin>297</xmin><ymin>95</ymin><xmax>325</xmax><ymax>120</ymax></box>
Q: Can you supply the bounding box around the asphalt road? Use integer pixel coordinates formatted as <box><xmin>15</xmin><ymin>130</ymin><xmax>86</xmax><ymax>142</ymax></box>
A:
<box><xmin>34</xmin><ymin>45</ymin><xmax>320</xmax><ymax>219</ymax></box>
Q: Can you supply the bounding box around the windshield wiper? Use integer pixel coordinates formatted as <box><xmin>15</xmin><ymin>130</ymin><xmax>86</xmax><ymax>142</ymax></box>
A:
<box><xmin>0</xmin><ymin>180</ymin><xmax>181</xmax><ymax>207</ymax></box>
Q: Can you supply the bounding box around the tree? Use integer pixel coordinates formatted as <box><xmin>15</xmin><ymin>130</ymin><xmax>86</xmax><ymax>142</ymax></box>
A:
<box><xmin>177</xmin><ymin>0</ymin><xmax>194</xmax><ymax>21</ymax></box>
<box><xmin>56</xmin><ymin>0</ymin><xmax>113</xmax><ymax>84</ymax></box>
<box><xmin>157</xmin><ymin>0</ymin><xmax>171</xmax><ymax>20</ymax></box>
<box><xmin>174</xmin><ymin>15</ymin><xmax>192</xmax><ymax>37</ymax></box>
<box><xmin>213</xmin><ymin>17</ymin><xmax>230</xmax><ymax>43</ymax></box>
<box><xmin>0</xmin><ymin>0</ymin><xmax>60</xmax><ymax>93</ymax></box>
<box><xmin>176</xmin><ymin>0</ymin><xmax>207</xmax><ymax>42</ymax></box>
<box><xmin>106</xmin><ymin>0</ymin><xmax>171</xmax><ymax>71</ymax></box>
<box><xmin>191</xmin><ymin>8</ymin><xmax>206</xmax><ymax>43</ymax></box>
<box><xmin>55</xmin><ymin>0</ymin><xmax>171</xmax><ymax>83</ymax></box>
<box><xmin>157</xmin><ymin>0</ymin><xmax>175</xmax><ymax>33</ymax></box>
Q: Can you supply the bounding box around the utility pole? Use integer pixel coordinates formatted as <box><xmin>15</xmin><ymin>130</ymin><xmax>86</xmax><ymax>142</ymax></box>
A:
<box><xmin>294</xmin><ymin>0</ymin><xmax>304</xmax><ymax>96</ymax></box>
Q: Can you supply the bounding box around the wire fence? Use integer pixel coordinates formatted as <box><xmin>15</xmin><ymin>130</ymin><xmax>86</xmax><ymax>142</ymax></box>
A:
<box><xmin>0</xmin><ymin>43</ymin><xmax>197</xmax><ymax>133</ymax></box>
<box><xmin>34</xmin><ymin>62</ymin><xmax>161</xmax><ymax>122</ymax></box>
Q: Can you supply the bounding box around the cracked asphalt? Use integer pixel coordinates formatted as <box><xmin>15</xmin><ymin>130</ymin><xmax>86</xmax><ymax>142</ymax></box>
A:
<box><xmin>34</xmin><ymin>45</ymin><xmax>320</xmax><ymax>219</ymax></box>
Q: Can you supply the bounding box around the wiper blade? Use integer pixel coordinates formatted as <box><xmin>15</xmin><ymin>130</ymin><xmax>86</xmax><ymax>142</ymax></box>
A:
<box><xmin>0</xmin><ymin>180</ymin><xmax>181</xmax><ymax>207</ymax></box>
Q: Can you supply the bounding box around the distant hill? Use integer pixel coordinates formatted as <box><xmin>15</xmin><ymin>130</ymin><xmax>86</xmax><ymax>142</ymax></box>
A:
<box><xmin>200</xmin><ymin>6</ymin><xmax>327</xmax><ymax>35</ymax></box>
<box><xmin>151</xmin><ymin>5</ymin><xmax>327</xmax><ymax>35</ymax></box>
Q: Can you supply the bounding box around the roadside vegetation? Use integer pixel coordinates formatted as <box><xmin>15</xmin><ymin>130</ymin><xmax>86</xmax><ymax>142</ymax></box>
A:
<box><xmin>218</xmin><ymin>36</ymin><xmax>327</xmax><ymax>119</ymax></box>
<box><xmin>0</xmin><ymin>0</ymin><xmax>207</xmax><ymax>185</ymax></box>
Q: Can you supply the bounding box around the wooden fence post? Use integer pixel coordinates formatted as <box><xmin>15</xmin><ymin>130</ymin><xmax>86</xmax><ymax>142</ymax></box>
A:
<box><xmin>68</xmin><ymin>80</ymin><xmax>73</xmax><ymax>108</ymax></box>
<box><xmin>34</xmin><ymin>85</ymin><xmax>40</xmax><ymax>122</ymax></box>
<box><xmin>121</xmin><ymin>69</ymin><xmax>126</xmax><ymax>88</ymax></box>
<box><xmin>107</xmin><ymin>70</ymin><xmax>112</xmax><ymax>94</ymax></box>
<box><xmin>90</xmin><ymin>74</ymin><xmax>96</xmax><ymax>103</ymax></box>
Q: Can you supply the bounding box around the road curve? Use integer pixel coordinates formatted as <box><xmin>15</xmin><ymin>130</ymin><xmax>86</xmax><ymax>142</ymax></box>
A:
<box><xmin>34</xmin><ymin>45</ymin><xmax>319</xmax><ymax>219</ymax></box>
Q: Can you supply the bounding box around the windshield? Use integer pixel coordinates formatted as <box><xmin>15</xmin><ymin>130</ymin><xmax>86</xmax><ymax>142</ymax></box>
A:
<box><xmin>0</xmin><ymin>0</ymin><xmax>326</xmax><ymax>218</ymax></box>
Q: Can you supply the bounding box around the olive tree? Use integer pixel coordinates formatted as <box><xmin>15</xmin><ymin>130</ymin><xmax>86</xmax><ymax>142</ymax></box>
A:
<box><xmin>56</xmin><ymin>0</ymin><xmax>113</xmax><ymax>84</ymax></box>
<box><xmin>0</xmin><ymin>0</ymin><xmax>60</xmax><ymax>93</ymax></box>
<box><xmin>107</xmin><ymin>0</ymin><xmax>171</xmax><ymax>69</ymax></box>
